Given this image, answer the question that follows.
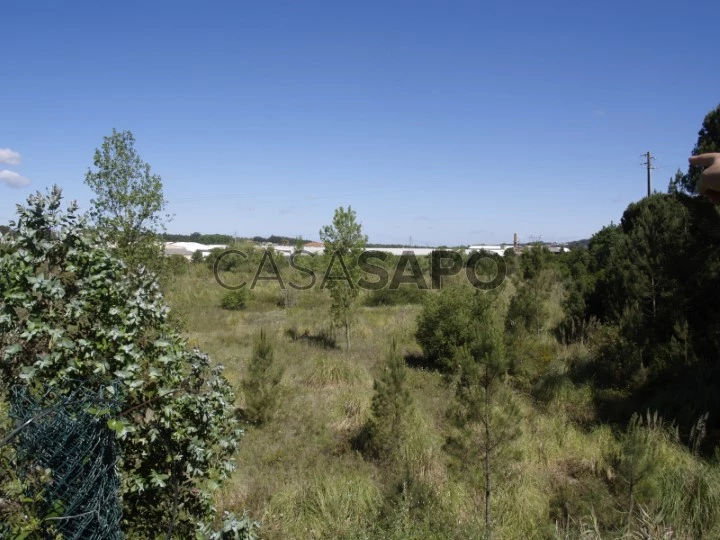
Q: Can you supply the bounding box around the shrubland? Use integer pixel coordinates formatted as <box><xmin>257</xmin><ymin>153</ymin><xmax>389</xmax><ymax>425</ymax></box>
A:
<box><xmin>3</xmin><ymin>105</ymin><xmax>720</xmax><ymax>538</ymax></box>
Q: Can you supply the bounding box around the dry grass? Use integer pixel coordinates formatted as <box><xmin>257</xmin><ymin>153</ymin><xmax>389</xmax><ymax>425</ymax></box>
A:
<box><xmin>164</xmin><ymin>264</ymin><xmax>720</xmax><ymax>539</ymax></box>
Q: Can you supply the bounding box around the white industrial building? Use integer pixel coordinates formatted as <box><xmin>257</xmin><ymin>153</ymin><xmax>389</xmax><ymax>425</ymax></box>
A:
<box><xmin>164</xmin><ymin>242</ymin><xmax>228</xmax><ymax>259</ymax></box>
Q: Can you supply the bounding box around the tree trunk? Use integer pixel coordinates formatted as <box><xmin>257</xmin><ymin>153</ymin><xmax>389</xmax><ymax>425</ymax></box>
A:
<box><xmin>485</xmin><ymin>366</ymin><xmax>492</xmax><ymax>539</ymax></box>
<box><xmin>650</xmin><ymin>274</ymin><xmax>657</xmax><ymax>321</ymax></box>
<box><xmin>485</xmin><ymin>442</ymin><xmax>491</xmax><ymax>538</ymax></box>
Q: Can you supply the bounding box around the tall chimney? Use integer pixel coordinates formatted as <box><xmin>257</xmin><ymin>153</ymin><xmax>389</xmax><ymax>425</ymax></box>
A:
<box><xmin>513</xmin><ymin>232</ymin><xmax>519</xmax><ymax>253</ymax></box>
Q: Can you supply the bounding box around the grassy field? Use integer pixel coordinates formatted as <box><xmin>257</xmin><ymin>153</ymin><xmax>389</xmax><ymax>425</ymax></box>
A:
<box><xmin>165</xmin><ymin>263</ymin><xmax>720</xmax><ymax>539</ymax></box>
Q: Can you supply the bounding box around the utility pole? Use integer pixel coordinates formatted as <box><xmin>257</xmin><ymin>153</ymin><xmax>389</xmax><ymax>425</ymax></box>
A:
<box><xmin>642</xmin><ymin>151</ymin><xmax>655</xmax><ymax>197</ymax></box>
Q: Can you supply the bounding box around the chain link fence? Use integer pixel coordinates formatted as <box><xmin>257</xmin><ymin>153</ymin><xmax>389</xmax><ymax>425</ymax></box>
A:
<box><xmin>1</xmin><ymin>383</ymin><xmax>122</xmax><ymax>539</ymax></box>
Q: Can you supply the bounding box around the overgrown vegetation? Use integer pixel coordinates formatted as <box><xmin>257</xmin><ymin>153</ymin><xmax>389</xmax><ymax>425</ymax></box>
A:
<box><xmin>320</xmin><ymin>206</ymin><xmax>368</xmax><ymax>351</ymax></box>
<box><xmin>221</xmin><ymin>289</ymin><xmax>249</xmax><ymax>310</ymax></box>
<box><xmin>0</xmin><ymin>188</ymin><xmax>256</xmax><ymax>538</ymax></box>
<box><xmin>85</xmin><ymin>129</ymin><xmax>169</xmax><ymax>276</ymax></box>
<box><xmin>3</xmin><ymin>104</ymin><xmax>720</xmax><ymax>538</ymax></box>
<box><xmin>240</xmin><ymin>330</ymin><xmax>283</xmax><ymax>425</ymax></box>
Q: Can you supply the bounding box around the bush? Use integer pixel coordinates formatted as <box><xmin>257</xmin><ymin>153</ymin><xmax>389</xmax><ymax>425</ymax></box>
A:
<box><xmin>364</xmin><ymin>286</ymin><xmax>426</xmax><ymax>307</ymax></box>
<box><xmin>221</xmin><ymin>289</ymin><xmax>249</xmax><ymax>310</ymax></box>
<box><xmin>415</xmin><ymin>286</ymin><xmax>492</xmax><ymax>371</ymax></box>
<box><xmin>0</xmin><ymin>187</ymin><xmax>254</xmax><ymax>537</ymax></box>
<box><xmin>167</xmin><ymin>253</ymin><xmax>189</xmax><ymax>275</ymax></box>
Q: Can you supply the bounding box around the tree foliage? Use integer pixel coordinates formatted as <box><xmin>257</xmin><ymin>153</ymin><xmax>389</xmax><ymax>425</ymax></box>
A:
<box><xmin>415</xmin><ymin>286</ymin><xmax>492</xmax><ymax>372</ymax></box>
<box><xmin>506</xmin><ymin>246</ymin><xmax>554</xmax><ymax>336</ymax></box>
<box><xmin>0</xmin><ymin>187</ymin><xmax>255</xmax><ymax>537</ymax></box>
<box><xmin>364</xmin><ymin>341</ymin><xmax>413</xmax><ymax>465</ymax></box>
<box><xmin>446</xmin><ymin>323</ymin><xmax>522</xmax><ymax>537</ymax></box>
<box><xmin>85</xmin><ymin>129</ymin><xmax>169</xmax><ymax>274</ymax></box>
<box><xmin>614</xmin><ymin>413</ymin><xmax>661</xmax><ymax>530</ymax></box>
<box><xmin>672</xmin><ymin>103</ymin><xmax>720</xmax><ymax>195</ymax></box>
<box><xmin>558</xmin><ymin>186</ymin><xmax>720</xmax><ymax>444</ymax></box>
<box><xmin>241</xmin><ymin>330</ymin><xmax>283</xmax><ymax>426</ymax></box>
<box><xmin>319</xmin><ymin>206</ymin><xmax>367</xmax><ymax>350</ymax></box>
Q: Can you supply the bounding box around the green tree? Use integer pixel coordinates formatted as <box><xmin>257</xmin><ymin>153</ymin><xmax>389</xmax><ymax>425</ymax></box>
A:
<box><xmin>85</xmin><ymin>129</ymin><xmax>169</xmax><ymax>275</ymax></box>
<box><xmin>319</xmin><ymin>206</ymin><xmax>368</xmax><ymax>351</ymax></box>
<box><xmin>0</xmin><ymin>187</ymin><xmax>255</xmax><ymax>537</ymax></box>
<box><xmin>614</xmin><ymin>413</ymin><xmax>660</xmax><ymax>532</ymax></box>
<box><xmin>446</xmin><ymin>324</ymin><xmax>522</xmax><ymax>538</ymax></box>
<box><xmin>506</xmin><ymin>246</ymin><xmax>553</xmax><ymax>336</ymax></box>
<box><xmin>584</xmin><ymin>223</ymin><xmax>624</xmax><ymax>321</ymax></box>
<box><xmin>590</xmin><ymin>195</ymin><xmax>691</xmax><ymax>379</ymax></box>
<box><xmin>364</xmin><ymin>341</ymin><xmax>413</xmax><ymax>464</ymax></box>
<box><xmin>191</xmin><ymin>249</ymin><xmax>204</xmax><ymax>263</ymax></box>
<box><xmin>241</xmin><ymin>330</ymin><xmax>284</xmax><ymax>425</ymax></box>
<box><xmin>555</xmin><ymin>247</ymin><xmax>592</xmax><ymax>343</ymax></box>
<box><xmin>673</xmin><ymin>104</ymin><xmax>720</xmax><ymax>194</ymax></box>
<box><xmin>416</xmin><ymin>286</ymin><xmax>491</xmax><ymax>371</ymax></box>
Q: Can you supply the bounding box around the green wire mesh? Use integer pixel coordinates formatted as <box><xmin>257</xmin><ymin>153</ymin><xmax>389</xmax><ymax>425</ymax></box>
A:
<box><xmin>5</xmin><ymin>384</ymin><xmax>122</xmax><ymax>539</ymax></box>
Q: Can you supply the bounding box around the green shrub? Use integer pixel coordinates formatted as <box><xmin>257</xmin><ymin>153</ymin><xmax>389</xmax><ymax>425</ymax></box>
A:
<box><xmin>0</xmin><ymin>187</ymin><xmax>254</xmax><ymax>537</ymax></box>
<box><xmin>364</xmin><ymin>286</ymin><xmax>426</xmax><ymax>307</ymax></box>
<box><xmin>241</xmin><ymin>330</ymin><xmax>284</xmax><ymax>425</ymax></box>
<box><xmin>167</xmin><ymin>253</ymin><xmax>189</xmax><ymax>275</ymax></box>
<box><xmin>415</xmin><ymin>286</ymin><xmax>492</xmax><ymax>371</ymax></box>
<box><xmin>221</xmin><ymin>289</ymin><xmax>249</xmax><ymax>310</ymax></box>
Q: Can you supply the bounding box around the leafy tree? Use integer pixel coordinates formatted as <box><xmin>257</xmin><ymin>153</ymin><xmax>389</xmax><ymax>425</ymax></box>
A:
<box><xmin>0</xmin><ymin>187</ymin><xmax>255</xmax><ymax>537</ymax></box>
<box><xmin>673</xmin><ymin>104</ymin><xmax>720</xmax><ymax>194</ymax></box>
<box><xmin>446</xmin><ymin>324</ymin><xmax>522</xmax><ymax>538</ymax></box>
<box><xmin>85</xmin><ymin>129</ymin><xmax>169</xmax><ymax>275</ymax></box>
<box><xmin>319</xmin><ymin>206</ymin><xmax>368</xmax><ymax>351</ymax></box>
<box><xmin>364</xmin><ymin>341</ymin><xmax>413</xmax><ymax>464</ymax></box>
<box><xmin>192</xmin><ymin>249</ymin><xmax>205</xmax><ymax>263</ymax></box>
<box><xmin>241</xmin><ymin>330</ymin><xmax>284</xmax><ymax>425</ymax></box>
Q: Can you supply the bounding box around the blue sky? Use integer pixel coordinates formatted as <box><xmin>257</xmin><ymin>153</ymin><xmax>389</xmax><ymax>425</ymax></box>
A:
<box><xmin>1</xmin><ymin>0</ymin><xmax>717</xmax><ymax>245</ymax></box>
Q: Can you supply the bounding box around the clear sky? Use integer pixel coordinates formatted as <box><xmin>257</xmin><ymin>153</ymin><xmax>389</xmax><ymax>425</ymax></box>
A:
<box><xmin>1</xmin><ymin>0</ymin><xmax>717</xmax><ymax>245</ymax></box>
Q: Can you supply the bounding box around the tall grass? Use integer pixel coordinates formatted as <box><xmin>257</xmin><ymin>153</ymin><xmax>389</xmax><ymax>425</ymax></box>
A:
<box><xmin>165</xmin><ymin>265</ymin><xmax>720</xmax><ymax>539</ymax></box>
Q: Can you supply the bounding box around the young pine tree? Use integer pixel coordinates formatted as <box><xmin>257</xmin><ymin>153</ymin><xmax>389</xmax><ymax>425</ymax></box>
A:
<box><xmin>241</xmin><ymin>330</ymin><xmax>284</xmax><ymax>425</ymax></box>
<box><xmin>446</xmin><ymin>325</ymin><xmax>522</xmax><ymax>539</ymax></box>
<box><xmin>365</xmin><ymin>341</ymin><xmax>413</xmax><ymax>465</ymax></box>
<box><xmin>615</xmin><ymin>412</ymin><xmax>660</xmax><ymax>532</ymax></box>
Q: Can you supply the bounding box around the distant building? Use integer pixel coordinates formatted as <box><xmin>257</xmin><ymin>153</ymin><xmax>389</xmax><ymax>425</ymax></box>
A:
<box><xmin>164</xmin><ymin>242</ymin><xmax>227</xmax><ymax>259</ymax></box>
<box><xmin>467</xmin><ymin>245</ymin><xmax>510</xmax><ymax>256</ymax></box>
